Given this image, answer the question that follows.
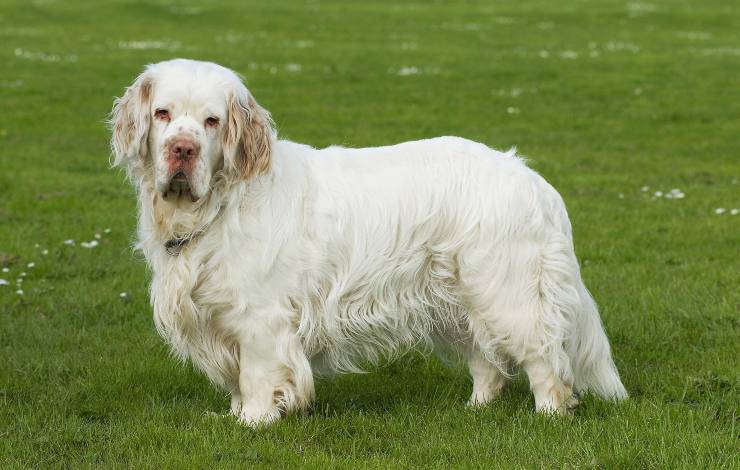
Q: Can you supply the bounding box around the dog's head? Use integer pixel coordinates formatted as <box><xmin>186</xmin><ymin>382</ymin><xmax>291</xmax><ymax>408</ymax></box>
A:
<box><xmin>110</xmin><ymin>59</ymin><xmax>274</xmax><ymax>204</ymax></box>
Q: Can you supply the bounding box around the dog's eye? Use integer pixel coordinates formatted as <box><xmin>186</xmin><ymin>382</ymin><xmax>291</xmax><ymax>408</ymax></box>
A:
<box><xmin>154</xmin><ymin>109</ymin><xmax>170</xmax><ymax>121</ymax></box>
<box><xmin>205</xmin><ymin>116</ymin><xmax>220</xmax><ymax>127</ymax></box>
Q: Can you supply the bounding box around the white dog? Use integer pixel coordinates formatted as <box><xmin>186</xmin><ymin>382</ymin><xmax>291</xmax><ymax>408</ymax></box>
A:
<box><xmin>110</xmin><ymin>59</ymin><xmax>627</xmax><ymax>426</ymax></box>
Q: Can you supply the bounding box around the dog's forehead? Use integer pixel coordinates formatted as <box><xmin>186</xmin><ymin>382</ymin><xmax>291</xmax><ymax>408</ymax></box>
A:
<box><xmin>152</xmin><ymin>81</ymin><xmax>226</xmax><ymax>111</ymax></box>
<box><xmin>150</xmin><ymin>62</ymin><xmax>233</xmax><ymax>110</ymax></box>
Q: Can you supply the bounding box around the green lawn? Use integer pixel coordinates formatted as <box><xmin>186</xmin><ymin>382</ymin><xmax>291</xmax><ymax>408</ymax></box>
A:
<box><xmin>1</xmin><ymin>0</ymin><xmax>738</xmax><ymax>467</ymax></box>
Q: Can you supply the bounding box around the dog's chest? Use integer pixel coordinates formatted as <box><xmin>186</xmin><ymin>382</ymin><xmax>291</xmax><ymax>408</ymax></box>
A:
<box><xmin>151</xmin><ymin>252</ymin><xmax>235</xmax><ymax>350</ymax></box>
<box><xmin>150</xmin><ymin>251</ymin><xmax>242</xmax><ymax>388</ymax></box>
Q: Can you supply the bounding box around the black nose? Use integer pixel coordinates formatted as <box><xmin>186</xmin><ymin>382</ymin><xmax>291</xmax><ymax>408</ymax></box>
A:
<box><xmin>170</xmin><ymin>139</ymin><xmax>197</xmax><ymax>161</ymax></box>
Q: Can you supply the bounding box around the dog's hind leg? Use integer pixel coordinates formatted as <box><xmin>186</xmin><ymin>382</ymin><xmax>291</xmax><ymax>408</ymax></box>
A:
<box><xmin>466</xmin><ymin>346</ymin><xmax>509</xmax><ymax>406</ymax></box>
<box><xmin>520</xmin><ymin>353</ymin><xmax>579</xmax><ymax>414</ymax></box>
<box><xmin>459</xmin><ymin>232</ymin><xmax>581</xmax><ymax>414</ymax></box>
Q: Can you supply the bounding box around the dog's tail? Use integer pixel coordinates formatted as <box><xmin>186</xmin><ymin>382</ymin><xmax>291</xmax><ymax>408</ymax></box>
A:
<box><xmin>570</xmin><ymin>281</ymin><xmax>628</xmax><ymax>401</ymax></box>
<box><xmin>536</xmin><ymin>174</ymin><xmax>627</xmax><ymax>402</ymax></box>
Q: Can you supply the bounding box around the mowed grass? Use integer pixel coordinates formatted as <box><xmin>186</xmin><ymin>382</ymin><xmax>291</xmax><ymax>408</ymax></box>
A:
<box><xmin>0</xmin><ymin>0</ymin><xmax>738</xmax><ymax>467</ymax></box>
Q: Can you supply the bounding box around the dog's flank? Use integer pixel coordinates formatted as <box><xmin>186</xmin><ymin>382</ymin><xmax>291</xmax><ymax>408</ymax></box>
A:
<box><xmin>110</xmin><ymin>59</ymin><xmax>627</xmax><ymax>426</ymax></box>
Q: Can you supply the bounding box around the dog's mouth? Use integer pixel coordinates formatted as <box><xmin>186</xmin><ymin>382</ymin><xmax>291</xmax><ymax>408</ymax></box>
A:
<box><xmin>163</xmin><ymin>172</ymin><xmax>198</xmax><ymax>202</ymax></box>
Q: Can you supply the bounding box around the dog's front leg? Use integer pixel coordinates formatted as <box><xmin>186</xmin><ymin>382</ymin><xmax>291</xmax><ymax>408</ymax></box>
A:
<box><xmin>234</xmin><ymin>319</ymin><xmax>314</xmax><ymax>427</ymax></box>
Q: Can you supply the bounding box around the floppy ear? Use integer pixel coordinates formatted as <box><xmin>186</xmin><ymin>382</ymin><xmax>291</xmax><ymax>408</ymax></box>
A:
<box><xmin>109</xmin><ymin>71</ymin><xmax>153</xmax><ymax>175</ymax></box>
<box><xmin>223</xmin><ymin>85</ymin><xmax>275</xmax><ymax>181</ymax></box>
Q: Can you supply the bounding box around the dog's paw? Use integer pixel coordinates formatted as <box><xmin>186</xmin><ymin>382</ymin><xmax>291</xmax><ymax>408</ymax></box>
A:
<box><xmin>563</xmin><ymin>390</ymin><xmax>581</xmax><ymax>412</ymax></box>
<box><xmin>235</xmin><ymin>403</ymin><xmax>281</xmax><ymax>427</ymax></box>
<box><xmin>467</xmin><ymin>392</ymin><xmax>494</xmax><ymax>407</ymax></box>
<box><xmin>535</xmin><ymin>386</ymin><xmax>580</xmax><ymax>415</ymax></box>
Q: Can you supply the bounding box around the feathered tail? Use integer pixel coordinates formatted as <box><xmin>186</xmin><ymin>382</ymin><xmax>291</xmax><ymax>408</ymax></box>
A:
<box><xmin>570</xmin><ymin>282</ymin><xmax>628</xmax><ymax>401</ymax></box>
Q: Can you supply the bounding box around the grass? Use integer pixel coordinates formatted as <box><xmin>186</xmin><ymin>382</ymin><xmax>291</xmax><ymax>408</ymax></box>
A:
<box><xmin>0</xmin><ymin>0</ymin><xmax>738</xmax><ymax>467</ymax></box>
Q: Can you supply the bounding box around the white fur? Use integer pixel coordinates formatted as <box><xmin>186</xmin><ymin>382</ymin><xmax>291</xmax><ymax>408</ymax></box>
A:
<box><xmin>110</xmin><ymin>59</ymin><xmax>627</xmax><ymax>426</ymax></box>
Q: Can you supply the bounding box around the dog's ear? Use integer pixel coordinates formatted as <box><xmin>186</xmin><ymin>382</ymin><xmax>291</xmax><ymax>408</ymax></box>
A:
<box><xmin>223</xmin><ymin>85</ymin><xmax>274</xmax><ymax>182</ymax></box>
<box><xmin>109</xmin><ymin>70</ymin><xmax>153</xmax><ymax>175</ymax></box>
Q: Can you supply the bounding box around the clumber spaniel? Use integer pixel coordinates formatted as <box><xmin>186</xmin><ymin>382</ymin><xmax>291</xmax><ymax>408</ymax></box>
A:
<box><xmin>110</xmin><ymin>59</ymin><xmax>626</xmax><ymax>426</ymax></box>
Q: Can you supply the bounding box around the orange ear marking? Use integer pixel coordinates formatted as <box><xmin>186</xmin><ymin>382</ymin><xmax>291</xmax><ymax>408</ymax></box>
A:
<box><xmin>223</xmin><ymin>90</ymin><xmax>274</xmax><ymax>181</ymax></box>
<box><xmin>109</xmin><ymin>72</ymin><xmax>153</xmax><ymax>174</ymax></box>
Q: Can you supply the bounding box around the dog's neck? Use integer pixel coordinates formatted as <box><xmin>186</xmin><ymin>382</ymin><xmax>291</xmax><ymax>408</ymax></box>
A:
<box><xmin>135</xmin><ymin>177</ymin><xmax>228</xmax><ymax>260</ymax></box>
<box><xmin>133</xmin><ymin>162</ymin><xmax>279</xmax><ymax>263</ymax></box>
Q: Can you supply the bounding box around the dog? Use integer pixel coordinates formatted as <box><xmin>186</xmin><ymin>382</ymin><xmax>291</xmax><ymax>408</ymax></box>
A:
<box><xmin>110</xmin><ymin>58</ymin><xmax>627</xmax><ymax>426</ymax></box>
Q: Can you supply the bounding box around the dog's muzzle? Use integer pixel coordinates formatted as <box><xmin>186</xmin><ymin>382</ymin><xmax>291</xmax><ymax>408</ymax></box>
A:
<box><xmin>163</xmin><ymin>172</ymin><xmax>198</xmax><ymax>202</ymax></box>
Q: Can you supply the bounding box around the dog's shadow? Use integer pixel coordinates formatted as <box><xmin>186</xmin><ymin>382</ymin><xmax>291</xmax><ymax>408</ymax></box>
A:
<box><xmin>121</xmin><ymin>347</ymin><xmax>574</xmax><ymax>422</ymax></box>
<box><xmin>309</xmin><ymin>353</ymin><xmax>532</xmax><ymax>419</ymax></box>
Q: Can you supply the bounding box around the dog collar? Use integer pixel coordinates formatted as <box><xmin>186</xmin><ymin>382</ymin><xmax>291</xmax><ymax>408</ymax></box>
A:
<box><xmin>163</xmin><ymin>204</ymin><xmax>225</xmax><ymax>256</ymax></box>
<box><xmin>164</xmin><ymin>236</ymin><xmax>192</xmax><ymax>256</ymax></box>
